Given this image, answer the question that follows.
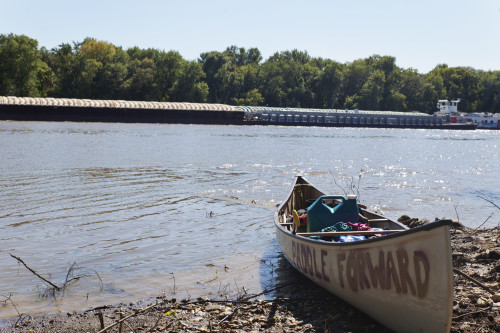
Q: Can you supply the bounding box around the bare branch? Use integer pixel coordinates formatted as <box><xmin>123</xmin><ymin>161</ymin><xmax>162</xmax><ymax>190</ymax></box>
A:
<box><xmin>1</xmin><ymin>293</ymin><xmax>20</xmax><ymax>316</ymax></box>
<box><xmin>477</xmin><ymin>192</ymin><xmax>500</xmax><ymax>210</ymax></box>
<box><xmin>9</xmin><ymin>253</ymin><xmax>60</xmax><ymax>290</ymax></box>
<box><xmin>330</xmin><ymin>171</ymin><xmax>348</xmax><ymax>196</ymax></box>
<box><xmin>453</xmin><ymin>268</ymin><xmax>494</xmax><ymax>295</ymax></box>
<box><xmin>475</xmin><ymin>213</ymin><xmax>494</xmax><ymax>232</ymax></box>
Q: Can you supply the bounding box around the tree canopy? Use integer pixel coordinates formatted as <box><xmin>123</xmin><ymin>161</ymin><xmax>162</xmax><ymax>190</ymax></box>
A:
<box><xmin>1</xmin><ymin>34</ymin><xmax>499</xmax><ymax>114</ymax></box>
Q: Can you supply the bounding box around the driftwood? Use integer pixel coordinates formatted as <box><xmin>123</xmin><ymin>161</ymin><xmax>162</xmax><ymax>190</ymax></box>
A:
<box><xmin>9</xmin><ymin>253</ymin><xmax>60</xmax><ymax>290</ymax></box>
<box><xmin>9</xmin><ymin>253</ymin><xmax>103</xmax><ymax>302</ymax></box>
<box><xmin>453</xmin><ymin>268</ymin><xmax>495</xmax><ymax>295</ymax></box>
<box><xmin>453</xmin><ymin>306</ymin><xmax>493</xmax><ymax>321</ymax></box>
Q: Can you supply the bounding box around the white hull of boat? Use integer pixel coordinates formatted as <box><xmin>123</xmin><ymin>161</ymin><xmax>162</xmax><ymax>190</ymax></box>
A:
<box><xmin>275</xmin><ymin>177</ymin><xmax>453</xmax><ymax>333</ymax></box>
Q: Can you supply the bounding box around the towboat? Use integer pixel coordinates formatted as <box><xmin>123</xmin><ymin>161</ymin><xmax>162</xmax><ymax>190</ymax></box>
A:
<box><xmin>275</xmin><ymin>176</ymin><xmax>453</xmax><ymax>333</ymax></box>
<box><xmin>437</xmin><ymin>99</ymin><xmax>499</xmax><ymax>129</ymax></box>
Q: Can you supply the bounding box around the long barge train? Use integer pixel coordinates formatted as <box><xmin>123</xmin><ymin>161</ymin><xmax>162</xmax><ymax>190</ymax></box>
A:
<box><xmin>0</xmin><ymin>96</ymin><xmax>477</xmax><ymax>130</ymax></box>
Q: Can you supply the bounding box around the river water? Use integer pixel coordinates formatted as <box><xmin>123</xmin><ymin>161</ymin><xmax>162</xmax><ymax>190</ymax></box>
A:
<box><xmin>0</xmin><ymin>121</ymin><xmax>499</xmax><ymax>318</ymax></box>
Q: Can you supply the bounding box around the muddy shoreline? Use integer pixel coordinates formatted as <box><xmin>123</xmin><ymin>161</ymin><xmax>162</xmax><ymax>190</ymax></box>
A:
<box><xmin>2</xmin><ymin>222</ymin><xmax>499</xmax><ymax>332</ymax></box>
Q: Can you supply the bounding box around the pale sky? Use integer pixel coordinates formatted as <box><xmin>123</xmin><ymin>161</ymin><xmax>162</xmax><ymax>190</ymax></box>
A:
<box><xmin>2</xmin><ymin>0</ymin><xmax>499</xmax><ymax>73</ymax></box>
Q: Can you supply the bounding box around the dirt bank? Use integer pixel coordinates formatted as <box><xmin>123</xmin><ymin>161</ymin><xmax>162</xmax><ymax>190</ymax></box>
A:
<box><xmin>1</xmin><ymin>222</ymin><xmax>499</xmax><ymax>332</ymax></box>
<box><xmin>448</xmin><ymin>222</ymin><xmax>500</xmax><ymax>332</ymax></box>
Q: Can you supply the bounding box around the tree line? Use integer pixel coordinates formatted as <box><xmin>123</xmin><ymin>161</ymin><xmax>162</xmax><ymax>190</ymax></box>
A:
<box><xmin>1</xmin><ymin>33</ymin><xmax>499</xmax><ymax>114</ymax></box>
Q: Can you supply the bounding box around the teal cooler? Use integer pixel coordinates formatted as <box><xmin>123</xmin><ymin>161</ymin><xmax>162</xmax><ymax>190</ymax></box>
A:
<box><xmin>306</xmin><ymin>195</ymin><xmax>359</xmax><ymax>232</ymax></box>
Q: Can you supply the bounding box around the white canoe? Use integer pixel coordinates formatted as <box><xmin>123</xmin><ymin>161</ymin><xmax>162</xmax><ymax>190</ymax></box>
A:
<box><xmin>275</xmin><ymin>176</ymin><xmax>453</xmax><ymax>333</ymax></box>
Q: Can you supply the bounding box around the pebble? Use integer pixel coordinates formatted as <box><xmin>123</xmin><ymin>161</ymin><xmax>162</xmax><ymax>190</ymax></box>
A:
<box><xmin>204</xmin><ymin>303</ymin><xmax>226</xmax><ymax>312</ymax></box>
<box><xmin>459</xmin><ymin>298</ymin><xmax>470</xmax><ymax>308</ymax></box>
<box><xmin>477</xmin><ymin>297</ymin><xmax>489</xmax><ymax>307</ymax></box>
<box><xmin>459</xmin><ymin>322</ymin><xmax>471</xmax><ymax>330</ymax></box>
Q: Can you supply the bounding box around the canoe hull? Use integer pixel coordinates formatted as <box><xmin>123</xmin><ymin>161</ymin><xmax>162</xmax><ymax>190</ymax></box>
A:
<box><xmin>275</xmin><ymin>177</ymin><xmax>453</xmax><ymax>333</ymax></box>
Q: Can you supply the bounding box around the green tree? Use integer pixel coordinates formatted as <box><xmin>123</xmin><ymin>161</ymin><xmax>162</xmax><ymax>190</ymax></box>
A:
<box><xmin>120</xmin><ymin>57</ymin><xmax>157</xmax><ymax>100</ymax></box>
<box><xmin>422</xmin><ymin>69</ymin><xmax>447</xmax><ymax>113</ymax></box>
<box><xmin>0</xmin><ymin>33</ymin><xmax>49</xmax><ymax>96</ymax></box>
<box><xmin>199</xmin><ymin>50</ymin><xmax>229</xmax><ymax>103</ymax></box>
<box><xmin>343</xmin><ymin>94</ymin><xmax>360</xmax><ymax>109</ymax></box>
<box><xmin>171</xmin><ymin>60</ymin><xmax>208</xmax><ymax>102</ymax></box>
<box><xmin>199</xmin><ymin>46</ymin><xmax>263</xmax><ymax>104</ymax></box>
<box><xmin>397</xmin><ymin>69</ymin><xmax>425</xmax><ymax>111</ymax></box>
<box><xmin>341</xmin><ymin>55</ymin><xmax>410</xmax><ymax>111</ymax></box>
<box><xmin>366</xmin><ymin>55</ymin><xmax>399</xmax><ymax>110</ymax></box>
<box><xmin>478</xmin><ymin>71</ymin><xmax>500</xmax><ymax>113</ymax></box>
<box><xmin>232</xmin><ymin>88</ymin><xmax>264</xmax><ymax>106</ymax></box>
<box><xmin>224</xmin><ymin>45</ymin><xmax>262</xmax><ymax>66</ymax></box>
<box><xmin>358</xmin><ymin>70</ymin><xmax>385</xmax><ymax>110</ymax></box>
<box><xmin>427</xmin><ymin>66</ymin><xmax>480</xmax><ymax>112</ymax></box>
<box><xmin>46</xmin><ymin>38</ymin><xmax>129</xmax><ymax>99</ymax></box>
<box><xmin>153</xmin><ymin>50</ymin><xmax>186</xmax><ymax>101</ymax></box>
<box><xmin>76</xmin><ymin>38</ymin><xmax>128</xmax><ymax>99</ymax></box>
<box><xmin>313</xmin><ymin>59</ymin><xmax>343</xmax><ymax>108</ymax></box>
<box><xmin>42</xmin><ymin>43</ymin><xmax>78</xmax><ymax>97</ymax></box>
<box><xmin>341</xmin><ymin>59</ymin><xmax>370</xmax><ymax>108</ymax></box>
<box><xmin>260</xmin><ymin>50</ymin><xmax>319</xmax><ymax>107</ymax></box>
<box><xmin>35</xmin><ymin>53</ymin><xmax>54</xmax><ymax>97</ymax></box>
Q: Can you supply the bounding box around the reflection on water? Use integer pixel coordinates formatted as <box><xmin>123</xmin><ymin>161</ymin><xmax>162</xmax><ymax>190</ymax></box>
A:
<box><xmin>0</xmin><ymin>121</ymin><xmax>499</xmax><ymax>318</ymax></box>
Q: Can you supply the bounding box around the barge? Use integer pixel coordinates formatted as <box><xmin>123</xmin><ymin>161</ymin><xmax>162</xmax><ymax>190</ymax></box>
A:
<box><xmin>0</xmin><ymin>96</ymin><xmax>245</xmax><ymax>125</ymax></box>
<box><xmin>238</xmin><ymin>105</ymin><xmax>477</xmax><ymax>130</ymax></box>
<box><xmin>0</xmin><ymin>96</ymin><xmax>477</xmax><ymax>130</ymax></box>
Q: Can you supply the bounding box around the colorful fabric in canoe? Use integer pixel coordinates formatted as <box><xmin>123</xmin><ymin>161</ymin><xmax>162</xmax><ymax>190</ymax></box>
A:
<box><xmin>321</xmin><ymin>222</ymin><xmax>354</xmax><ymax>232</ymax></box>
<box><xmin>319</xmin><ymin>222</ymin><xmax>366</xmax><ymax>242</ymax></box>
<box><xmin>346</xmin><ymin>222</ymin><xmax>371</xmax><ymax>231</ymax></box>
